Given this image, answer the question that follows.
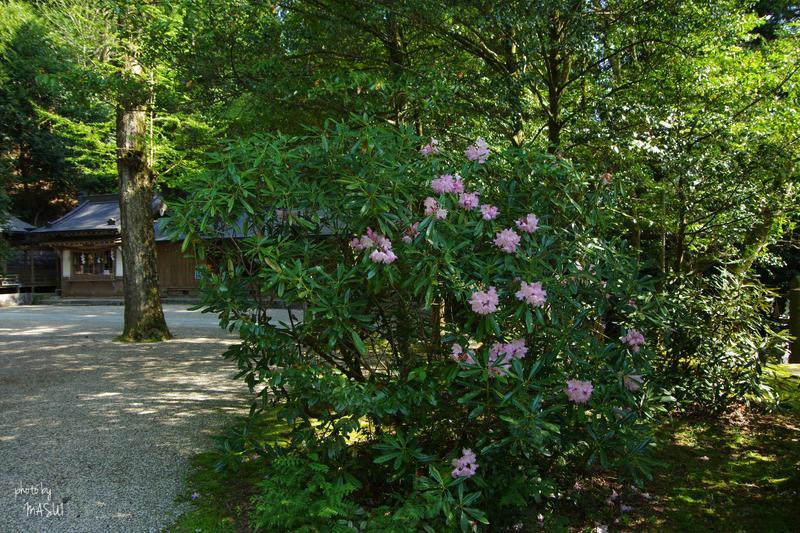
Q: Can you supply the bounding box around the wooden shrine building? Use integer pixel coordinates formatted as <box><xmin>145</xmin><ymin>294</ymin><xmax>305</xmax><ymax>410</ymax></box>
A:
<box><xmin>29</xmin><ymin>194</ymin><xmax>201</xmax><ymax>297</ymax></box>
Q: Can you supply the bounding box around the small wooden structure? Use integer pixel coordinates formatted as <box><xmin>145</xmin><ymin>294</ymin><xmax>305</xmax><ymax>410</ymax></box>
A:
<box><xmin>1</xmin><ymin>215</ymin><xmax>58</xmax><ymax>294</ymax></box>
<box><xmin>29</xmin><ymin>194</ymin><xmax>200</xmax><ymax>297</ymax></box>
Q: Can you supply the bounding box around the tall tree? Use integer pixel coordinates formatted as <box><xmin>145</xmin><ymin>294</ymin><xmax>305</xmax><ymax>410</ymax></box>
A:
<box><xmin>115</xmin><ymin>4</ymin><xmax>170</xmax><ymax>341</ymax></box>
<box><xmin>38</xmin><ymin>0</ymin><xmax>171</xmax><ymax>340</ymax></box>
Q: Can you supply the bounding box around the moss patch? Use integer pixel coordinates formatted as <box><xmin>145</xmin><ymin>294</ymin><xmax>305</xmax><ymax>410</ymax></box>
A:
<box><xmin>625</xmin><ymin>364</ymin><xmax>800</xmax><ymax>532</ymax></box>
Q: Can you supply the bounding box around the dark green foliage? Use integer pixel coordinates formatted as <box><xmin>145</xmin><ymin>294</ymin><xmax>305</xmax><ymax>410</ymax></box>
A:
<box><xmin>169</xmin><ymin>119</ymin><xmax>661</xmax><ymax>529</ymax></box>
<box><xmin>654</xmin><ymin>271</ymin><xmax>787</xmax><ymax>412</ymax></box>
<box><xmin>251</xmin><ymin>454</ymin><xmax>362</xmax><ymax>532</ymax></box>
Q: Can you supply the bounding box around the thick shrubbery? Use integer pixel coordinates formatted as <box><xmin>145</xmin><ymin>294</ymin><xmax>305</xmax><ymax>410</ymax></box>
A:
<box><xmin>652</xmin><ymin>271</ymin><xmax>786</xmax><ymax>412</ymax></box>
<box><xmin>169</xmin><ymin>120</ymin><xmax>664</xmax><ymax>530</ymax></box>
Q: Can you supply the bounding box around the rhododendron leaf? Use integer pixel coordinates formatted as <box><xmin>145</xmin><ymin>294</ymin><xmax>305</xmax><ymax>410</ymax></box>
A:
<box><xmin>458</xmin><ymin>390</ymin><xmax>482</xmax><ymax>404</ymax></box>
<box><xmin>424</xmin><ymin>285</ymin><xmax>434</xmax><ymax>309</ymax></box>
<box><xmin>499</xmin><ymin>415</ymin><xmax>518</xmax><ymax>426</ymax></box>
<box><xmin>408</xmin><ymin>367</ymin><xmax>426</xmax><ymax>382</ymax></box>
<box><xmin>525</xmin><ymin>309</ymin><xmax>534</xmax><ymax>333</ymax></box>
<box><xmin>459</xmin><ymin>512</ymin><xmax>470</xmax><ymax>532</ymax></box>
<box><xmin>350</xmin><ymin>331</ymin><xmax>367</xmax><ymax>356</ymax></box>
<box><xmin>468</xmin><ymin>405</ymin><xmax>484</xmax><ymax>419</ymax></box>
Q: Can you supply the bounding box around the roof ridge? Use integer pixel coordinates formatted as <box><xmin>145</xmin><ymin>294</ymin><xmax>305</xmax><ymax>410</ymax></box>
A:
<box><xmin>43</xmin><ymin>199</ymin><xmax>90</xmax><ymax>228</ymax></box>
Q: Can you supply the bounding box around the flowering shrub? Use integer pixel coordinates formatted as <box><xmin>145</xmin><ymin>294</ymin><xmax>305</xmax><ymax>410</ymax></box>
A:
<box><xmin>168</xmin><ymin>120</ymin><xmax>658</xmax><ymax>530</ymax></box>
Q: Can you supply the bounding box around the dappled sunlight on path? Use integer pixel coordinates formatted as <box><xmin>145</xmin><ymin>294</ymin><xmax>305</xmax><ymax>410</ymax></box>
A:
<box><xmin>0</xmin><ymin>305</ymin><xmax>254</xmax><ymax>532</ymax></box>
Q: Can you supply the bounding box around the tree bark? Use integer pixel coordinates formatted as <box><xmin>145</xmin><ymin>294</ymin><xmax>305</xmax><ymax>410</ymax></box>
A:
<box><xmin>790</xmin><ymin>274</ymin><xmax>800</xmax><ymax>364</ymax></box>
<box><xmin>116</xmin><ymin>51</ymin><xmax>170</xmax><ymax>342</ymax></box>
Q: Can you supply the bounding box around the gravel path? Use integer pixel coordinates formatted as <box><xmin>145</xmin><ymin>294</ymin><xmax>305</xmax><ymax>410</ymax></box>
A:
<box><xmin>0</xmin><ymin>305</ymin><xmax>262</xmax><ymax>532</ymax></box>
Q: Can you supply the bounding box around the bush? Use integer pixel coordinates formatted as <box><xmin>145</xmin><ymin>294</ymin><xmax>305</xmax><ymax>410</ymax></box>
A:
<box><xmin>169</xmin><ymin>119</ymin><xmax>660</xmax><ymax>530</ymax></box>
<box><xmin>653</xmin><ymin>271</ymin><xmax>786</xmax><ymax>412</ymax></box>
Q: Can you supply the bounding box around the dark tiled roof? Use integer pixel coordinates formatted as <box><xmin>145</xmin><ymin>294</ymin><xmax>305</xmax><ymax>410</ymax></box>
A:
<box><xmin>31</xmin><ymin>194</ymin><xmax>169</xmax><ymax>240</ymax></box>
<box><xmin>2</xmin><ymin>215</ymin><xmax>36</xmax><ymax>234</ymax></box>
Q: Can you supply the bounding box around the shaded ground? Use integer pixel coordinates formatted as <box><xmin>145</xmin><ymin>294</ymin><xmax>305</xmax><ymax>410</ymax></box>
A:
<box><xmin>616</xmin><ymin>364</ymin><xmax>800</xmax><ymax>532</ymax></box>
<box><xmin>0</xmin><ymin>305</ymin><xmax>261</xmax><ymax>532</ymax></box>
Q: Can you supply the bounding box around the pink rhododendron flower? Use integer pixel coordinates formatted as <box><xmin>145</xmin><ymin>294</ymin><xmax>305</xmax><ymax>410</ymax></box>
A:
<box><xmin>465</xmin><ymin>138</ymin><xmax>490</xmax><ymax>163</ymax></box>
<box><xmin>451</xmin><ymin>174</ymin><xmax>464</xmax><ymax>193</ymax></box>
<box><xmin>351</xmin><ymin>228</ymin><xmax>396</xmax><ymax>264</ymax></box>
<box><xmin>600</xmin><ymin>171</ymin><xmax>613</xmax><ymax>185</ymax></box>
<box><xmin>469</xmin><ymin>286</ymin><xmax>499</xmax><ymax>315</ymax></box>
<box><xmin>420</xmin><ymin>138</ymin><xmax>439</xmax><ymax>156</ymax></box>
<box><xmin>624</xmin><ymin>374</ymin><xmax>643</xmax><ymax>391</ymax></box>
<box><xmin>369</xmin><ymin>249</ymin><xmax>397</xmax><ymax>264</ymax></box>
<box><xmin>516</xmin><ymin>213</ymin><xmax>539</xmax><ymax>233</ymax></box>
<box><xmin>451</xmin><ymin>343</ymin><xmax>475</xmax><ymax>364</ymax></box>
<box><xmin>423</xmin><ymin>197</ymin><xmax>439</xmax><ymax>216</ymax></box>
<box><xmin>565</xmin><ymin>379</ymin><xmax>594</xmax><ymax>403</ymax></box>
<box><xmin>515</xmin><ymin>281</ymin><xmax>547</xmax><ymax>307</ymax></box>
<box><xmin>503</xmin><ymin>338</ymin><xmax>528</xmax><ymax>358</ymax></box>
<box><xmin>458</xmin><ymin>191</ymin><xmax>480</xmax><ymax>210</ymax></box>
<box><xmin>451</xmin><ymin>448</ymin><xmax>479</xmax><ymax>478</ymax></box>
<box><xmin>424</xmin><ymin>197</ymin><xmax>448</xmax><ymax>219</ymax></box>
<box><xmin>401</xmin><ymin>222</ymin><xmax>419</xmax><ymax>244</ymax></box>
<box><xmin>480</xmin><ymin>204</ymin><xmax>498</xmax><ymax>220</ymax></box>
<box><xmin>430</xmin><ymin>173</ymin><xmax>464</xmax><ymax>194</ymax></box>
<box><xmin>620</xmin><ymin>329</ymin><xmax>645</xmax><ymax>352</ymax></box>
<box><xmin>350</xmin><ymin>236</ymin><xmax>371</xmax><ymax>251</ymax></box>
<box><xmin>488</xmin><ymin>338</ymin><xmax>527</xmax><ymax>376</ymax></box>
<box><xmin>493</xmin><ymin>228</ymin><xmax>521</xmax><ymax>253</ymax></box>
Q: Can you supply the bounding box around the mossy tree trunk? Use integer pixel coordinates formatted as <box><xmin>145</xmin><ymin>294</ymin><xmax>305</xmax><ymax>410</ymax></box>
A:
<box><xmin>116</xmin><ymin>45</ymin><xmax>170</xmax><ymax>342</ymax></box>
<box><xmin>790</xmin><ymin>274</ymin><xmax>800</xmax><ymax>364</ymax></box>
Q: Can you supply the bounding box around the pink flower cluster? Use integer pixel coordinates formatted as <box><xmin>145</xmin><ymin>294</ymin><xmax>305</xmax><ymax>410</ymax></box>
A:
<box><xmin>488</xmin><ymin>338</ymin><xmax>527</xmax><ymax>376</ymax></box>
<box><xmin>458</xmin><ymin>192</ymin><xmax>480</xmax><ymax>210</ymax></box>
<box><xmin>431</xmin><ymin>173</ymin><xmax>464</xmax><ymax>194</ymax></box>
<box><xmin>451</xmin><ymin>343</ymin><xmax>475</xmax><ymax>364</ymax></box>
<box><xmin>620</xmin><ymin>329</ymin><xmax>645</xmax><ymax>352</ymax></box>
<box><xmin>424</xmin><ymin>197</ymin><xmax>448</xmax><ymax>219</ymax></box>
<box><xmin>401</xmin><ymin>222</ymin><xmax>419</xmax><ymax>244</ymax></box>
<box><xmin>493</xmin><ymin>228</ymin><xmax>521</xmax><ymax>253</ymax></box>
<box><xmin>420</xmin><ymin>138</ymin><xmax>439</xmax><ymax>156</ymax></box>
<box><xmin>600</xmin><ymin>171</ymin><xmax>613</xmax><ymax>185</ymax></box>
<box><xmin>451</xmin><ymin>448</ymin><xmax>479</xmax><ymax>478</ymax></box>
<box><xmin>469</xmin><ymin>286</ymin><xmax>499</xmax><ymax>315</ymax></box>
<box><xmin>565</xmin><ymin>379</ymin><xmax>594</xmax><ymax>404</ymax></box>
<box><xmin>516</xmin><ymin>213</ymin><xmax>539</xmax><ymax>233</ymax></box>
<box><xmin>624</xmin><ymin>374</ymin><xmax>643</xmax><ymax>391</ymax></box>
<box><xmin>350</xmin><ymin>228</ymin><xmax>397</xmax><ymax>264</ymax></box>
<box><xmin>515</xmin><ymin>281</ymin><xmax>547</xmax><ymax>307</ymax></box>
<box><xmin>465</xmin><ymin>138</ymin><xmax>490</xmax><ymax>163</ymax></box>
<box><xmin>480</xmin><ymin>204</ymin><xmax>498</xmax><ymax>220</ymax></box>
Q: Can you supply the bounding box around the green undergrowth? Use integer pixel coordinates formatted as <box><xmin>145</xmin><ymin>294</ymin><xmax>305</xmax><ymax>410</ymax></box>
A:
<box><xmin>169</xmin><ymin>366</ymin><xmax>800</xmax><ymax>532</ymax></box>
<box><xmin>168</xmin><ymin>409</ymin><xmax>290</xmax><ymax>533</ymax></box>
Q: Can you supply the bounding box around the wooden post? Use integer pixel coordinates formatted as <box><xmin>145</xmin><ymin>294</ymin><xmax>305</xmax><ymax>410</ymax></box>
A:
<box><xmin>790</xmin><ymin>274</ymin><xmax>800</xmax><ymax>364</ymax></box>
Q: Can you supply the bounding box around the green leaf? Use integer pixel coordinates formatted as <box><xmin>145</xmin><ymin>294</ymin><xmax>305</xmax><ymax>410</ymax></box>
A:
<box><xmin>351</xmin><ymin>331</ymin><xmax>368</xmax><ymax>355</ymax></box>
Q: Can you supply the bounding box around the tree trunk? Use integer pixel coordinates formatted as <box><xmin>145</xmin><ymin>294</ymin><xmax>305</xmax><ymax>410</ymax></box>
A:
<box><xmin>385</xmin><ymin>12</ymin><xmax>407</xmax><ymax>126</ymax></box>
<box><xmin>116</xmin><ymin>52</ymin><xmax>170</xmax><ymax>342</ymax></box>
<box><xmin>790</xmin><ymin>274</ymin><xmax>800</xmax><ymax>364</ymax></box>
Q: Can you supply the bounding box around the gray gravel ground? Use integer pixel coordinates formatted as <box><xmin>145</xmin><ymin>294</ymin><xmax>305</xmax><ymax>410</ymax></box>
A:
<box><xmin>0</xmin><ymin>305</ymin><xmax>264</xmax><ymax>532</ymax></box>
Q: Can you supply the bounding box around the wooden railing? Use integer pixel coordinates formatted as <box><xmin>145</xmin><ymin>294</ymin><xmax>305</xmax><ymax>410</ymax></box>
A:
<box><xmin>0</xmin><ymin>274</ymin><xmax>20</xmax><ymax>288</ymax></box>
